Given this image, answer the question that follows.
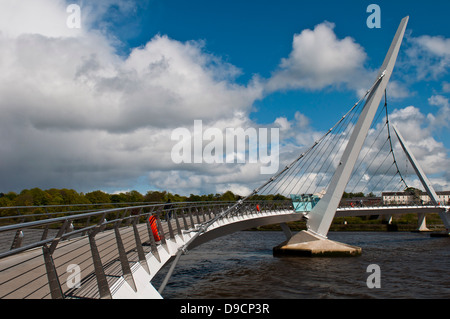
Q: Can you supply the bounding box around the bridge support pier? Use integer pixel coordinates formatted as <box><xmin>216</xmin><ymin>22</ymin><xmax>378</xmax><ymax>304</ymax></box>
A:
<box><xmin>273</xmin><ymin>230</ymin><xmax>361</xmax><ymax>257</ymax></box>
<box><xmin>279</xmin><ymin>223</ymin><xmax>292</xmax><ymax>240</ymax></box>
<box><xmin>415</xmin><ymin>213</ymin><xmax>430</xmax><ymax>232</ymax></box>
<box><xmin>385</xmin><ymin>215</ymin><xmax>393</xmax><ymax>225</ymax></box>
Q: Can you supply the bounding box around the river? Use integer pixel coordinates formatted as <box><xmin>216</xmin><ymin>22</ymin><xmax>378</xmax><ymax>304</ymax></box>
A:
<box><xmin>152</xmin><ymin>231</ymin><xmax>450</xmax><ymax>299</ymax></box>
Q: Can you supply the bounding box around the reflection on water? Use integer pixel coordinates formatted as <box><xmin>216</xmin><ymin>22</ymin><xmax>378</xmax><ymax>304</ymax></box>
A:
<box><xmin>152</xmin><ymin>231</ymin><xmax>450</xmax><ymax>299</ymax></box>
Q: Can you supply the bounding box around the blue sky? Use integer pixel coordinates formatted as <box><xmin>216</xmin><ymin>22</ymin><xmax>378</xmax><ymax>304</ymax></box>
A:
<box><xmin>104</xmin><ymin>0</ymin><xmax>450</xmax><ymax>134</ymax></box>
<box><xmin>0</xmin><ymin>0</ymin><xmax>449</xmax><ymax>195</ymax></box>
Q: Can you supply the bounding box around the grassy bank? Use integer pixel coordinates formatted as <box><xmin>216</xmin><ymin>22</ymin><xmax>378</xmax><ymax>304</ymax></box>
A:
<box><xmin>249</xmin><ymin>213</ymin><xmax>447</xmax><ymax>232</ymax></box>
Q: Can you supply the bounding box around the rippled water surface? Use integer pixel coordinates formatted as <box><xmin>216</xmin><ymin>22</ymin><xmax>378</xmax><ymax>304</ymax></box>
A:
<box><xmin>152</xmin><ymin>231</ymin><xmax>450</xmax><ymax>299</ymax></box>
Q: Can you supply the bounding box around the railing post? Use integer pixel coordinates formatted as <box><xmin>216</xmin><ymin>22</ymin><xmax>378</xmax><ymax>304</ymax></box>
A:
<box><xmin>65</xmin><ymin>221</ymin><xmax>74</xmax><ymax>240</ymax></box>
<box><xmin>10</xmin><ymin>213</ymin><xmax>25</xmax><ymax>250</ymax></box>
<box><xmin>82</xmin><ymin>216</ymin><xmax>91</xmax><ymax>236</ymax></box>
<box><xmin>88</xmin><ymin>213</ymin><xmax>112</xmax><ymax>299</ymax></box>
<box><xmin>201</xmin><ymin>206</ymin><xmax>207</xmax><ymax>222</ymax></box>
<box><xmin>166</xmin><ymin>213</ymin><xmax>175</xmax><ymax>240</ymax></box>
<box><xmin>155</xmin><ymin>212</ymin><xmax>167</xmax><ymax>246</ymax></box>
<box><xmin>124</xmin><ymin>208</ymin><xmax>132</xmax><ymax>226</ymax></box>
<box><xmin>174</xmin><ymin>210</ymin><xmax>182</xmax><ymax>236</ymax></box>
<box><xmin>42</xmin><ymin>219</ymin><xmax>69</xmax><ymax>299</ymax></box>
<box><xmin>195</xmin><ymin>208</ymin><xmax>201</xmax><ymax>224</ymax></box>
<box><xmin>188</xmin><ymin>207</ymin><xmax>195</xmax><ymax>229</ymax></box>
<box><xmin>88</xmin><ymin>230</ymin><xmax>112</xmax><ymax>299</ymax></box>
<box><xmin>10</xmin><ymin>230</ymin><xmax>24</xmax><ymax>250</ymax></box>
<box><xmin>181</xmin><ymin>209</ymin><xmax>189</xmax><ymax>230</ymax></box>
<box><xmin>132</xmin><ymin>217</ymin><xmax>151</xmax><ymax>274</ymax></box>
<box><xmin>114</xmin><ymin>222</ymin><xmax>137</xmax><ymax>292</ymax></box>
<box><xmin>41</xmin><ymin>208</ymin><xmax>50</xmax><ymax>241</ymax></box>
<box><xmin>42</xmin><ymin>245</ymin><xmax>64</xmax><ymax>299</ymax></box>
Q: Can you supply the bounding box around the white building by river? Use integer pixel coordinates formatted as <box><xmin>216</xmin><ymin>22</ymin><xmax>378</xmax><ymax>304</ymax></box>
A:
<box><xmin>382</xmin><ymin>191</ymin><xmax>450</xmax><ymax>205</ymax></box>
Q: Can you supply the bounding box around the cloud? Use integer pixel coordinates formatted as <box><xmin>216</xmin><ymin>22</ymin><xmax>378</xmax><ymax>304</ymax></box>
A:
<box><xmin>386</xmin><ymin>80</ymin><xmax>411</xmax><ymax>100</ymax></box>
<box><xmin>0</xmin><ymin>0</ymin><xmax>268</xmax><ymax>194</ymax></box>
<box><xmin>1</xmin><ymin>32</ymin><xmax>262</xmax><ymax>133</ymax></box>
<box><xmin>404</xmin><ymin>34</ymin><xmax>450</xmax><ymax>80</ymax></box>
<box><xmin>0</xmin><ymin>0</ymin><xmax>82</xmax><ymax>38</ymax></box>
<box><xmin>390</xmin><ymin>105</ymin><xmax>450</xmax><ymax>180</ymax></box>
<box><xmin>265</xmin><ymin>22</ymin><xmax>368</xmax><ymax>93</ymax></box>
<box><xmin>443</xmin><ymin>82</ymin><xmax>450</xmax><ymax>93</ymax></box>
<box><xmin>427</xmin><ymin>94</ymin><xmax>450</xmax><ymax>129</ymax></box>
<box><xmin>1</xmin><ymin>1</ymin><xmax>448</xmax><ymax>197</ymax></box>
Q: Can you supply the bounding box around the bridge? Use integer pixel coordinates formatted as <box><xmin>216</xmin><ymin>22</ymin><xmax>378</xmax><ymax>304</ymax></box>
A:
<box><xmin>1</xmin><ymin>16</ymin><xmax>449</xmax><ymax>299</ymax></box>
<box><xmin>0</xmin><ymin>200</ymin><xmax>447</xmax><ymax>299</ymax></box>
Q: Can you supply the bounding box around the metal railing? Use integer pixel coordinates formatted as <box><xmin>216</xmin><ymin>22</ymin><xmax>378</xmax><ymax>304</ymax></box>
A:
<box><xmin>0</xmin><ymin>200</ymin><xmax>293</xmax><ymax>299</ymax></box>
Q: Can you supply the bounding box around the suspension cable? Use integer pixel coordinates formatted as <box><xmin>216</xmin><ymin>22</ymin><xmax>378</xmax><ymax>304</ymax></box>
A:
<box><xmin>384</xmin><ymin>89</ymin><xmax>408</xmax><ymax>189</ymax></box>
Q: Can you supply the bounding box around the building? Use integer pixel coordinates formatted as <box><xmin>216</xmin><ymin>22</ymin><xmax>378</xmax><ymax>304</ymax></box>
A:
<box><xmin>382</xmin><ymin>191</ymin><xmax>450</xmax><ymax>205</ymax></box>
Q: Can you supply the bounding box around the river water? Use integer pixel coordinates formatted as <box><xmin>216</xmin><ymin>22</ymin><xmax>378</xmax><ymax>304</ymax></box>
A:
<box><xmin>153</xmin><ymin>231</ymin><xmax>450</xmax><ymax>299</ymax></box>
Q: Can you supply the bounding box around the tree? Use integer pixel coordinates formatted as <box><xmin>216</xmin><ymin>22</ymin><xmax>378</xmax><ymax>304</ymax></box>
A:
<box><xmin>85</xmin><ymin>190</ymin><xmax>111</xmax><ymax>204</ymax></box>
<box><xmin>273</xmin><ymin>194</ymin><xmax>289</xmax><ymax>201</ymax></box>
<box><xmin>404</xmin><ymin>187</ymin><xmax>421</xmax><ymax>204</ymax></box>
<box><xmin>4</xmin><ymin>192</ymin><xmax>17</xmax><ymax>201</ymax></box>
<box><xmin>144</xmin><ymin>191</ymin><xmax>167</xmax><ymax>202</ymax></box>
<box><xmin>29</xmin><ymin>188</ymin><xmax>52</xmax><ymax>206</ymax></box>
<box><xmin>167</xmin><ymin>193</ymin><xmax>187</xmax><ymax>202</ymax></box>
<box><xmin>14</xmin><ymin>190</ymin><xmax>35</xmax><ymax>206</ymax></box>
<box><xmin>110</xmin><ymin>193</ymin><xmax>128</xmax><ymax>203</ymax></box>
<box><xmin>0</xmin><ymin>196</ymin><xmax>12</xmax><ymax>207</ymax></box>
<box><xmin>45</xmin><ymin>189</ymin><xmax>64</xmax><ymax>205</ymax></box>
<box><xmin>343</xmin><ymin>192</ymin><xmax>365</xmax><ymax>199</ymax></box>
<box><xmin>58</xmin><ymin>189</ymin><xmax>90</xmax><ymax>205</ymax></box>
<box><xmin>188</xmin><ymin>194</ymin><xmax>202</xmax><ymax>202</ymax></box>
<box><xmin>220</xmin><ymin>191</ymin><xmax>236</xmax><ymax>201</ymax></box>
<box><xmin>125</xmin><ymin>190</ymin><xmax>144</xmax><ymax>202</ymax></box>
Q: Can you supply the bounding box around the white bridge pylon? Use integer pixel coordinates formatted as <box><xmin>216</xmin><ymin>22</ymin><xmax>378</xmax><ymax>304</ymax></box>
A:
<box><xmin>306</xmin><ymin>16</ymin><xmax>410</xmax><ymax>239</ymax></box>
<box><xmin>392</xmin><ymin>125</ymin><xmax>450</xmax><ymax>231</ymax></box>
<box><xmin>266</xmin><ymin>16</ymin><xmax>448</xmax><ymax>257</ymax></box>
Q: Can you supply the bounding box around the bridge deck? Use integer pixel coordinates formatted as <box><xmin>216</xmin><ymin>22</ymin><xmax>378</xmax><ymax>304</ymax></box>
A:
<box><xmin>0</xmin><ymin>203</ymin><xmax>445</xmax><ymax>299</ymax></box>
<box><xmin>0</xmin><ymin>222</ymin><xmax>154</xmax><ymax>298</ymax></box>
<box><xmin>336</xmin><ymin>205</ymin><xmax>446</xmax><ymax>216</ymax></box>
<box><xmin>0</xmin><ymin>202</ymin><xmax>295</xmax><ymax>299</ymax></box>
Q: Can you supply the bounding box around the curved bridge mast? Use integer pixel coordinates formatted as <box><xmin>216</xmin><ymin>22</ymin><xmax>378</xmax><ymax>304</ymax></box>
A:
<box><xmin>274</xmin><ymin>17</ymin><xmax>410</xmax><ymax>256</ymax></box>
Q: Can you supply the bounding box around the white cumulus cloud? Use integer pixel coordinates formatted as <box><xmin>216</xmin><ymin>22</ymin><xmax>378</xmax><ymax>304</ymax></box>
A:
<box><xmin>265</xmin><ymin>21</ymin><xmax>368</xmax><ymax>93</ymax></box>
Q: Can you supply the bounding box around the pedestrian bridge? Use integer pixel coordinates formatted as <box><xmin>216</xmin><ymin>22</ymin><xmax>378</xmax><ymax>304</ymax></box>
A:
<box><xmin>0</xmin><ymin>201</ymin><xmax>446</xmax><ymax>299</ymax></box>
<box><xmin>2</xmin><ymin>16</ymin><xmax>449</xmax><ymax>299</ymax></box>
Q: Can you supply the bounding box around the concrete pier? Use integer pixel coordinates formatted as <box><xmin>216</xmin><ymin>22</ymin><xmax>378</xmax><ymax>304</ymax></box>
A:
<box><xmin>273</xmin><ymin>230</ymin><xmax>361</xmax><ymax>257</ymax></box>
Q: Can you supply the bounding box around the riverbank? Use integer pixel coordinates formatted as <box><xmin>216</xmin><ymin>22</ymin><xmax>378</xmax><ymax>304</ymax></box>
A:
<box><xmin>249</xmin><ymin>213</ymin><xmax>447</xmax><ymax>232</ymax></box>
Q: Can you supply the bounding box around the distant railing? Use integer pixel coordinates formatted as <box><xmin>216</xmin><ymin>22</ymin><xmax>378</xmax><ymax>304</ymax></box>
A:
<box><xmin>337</xmin><ymin>204</ymin><xmax>445</xmax><ymax>211</ymax></box>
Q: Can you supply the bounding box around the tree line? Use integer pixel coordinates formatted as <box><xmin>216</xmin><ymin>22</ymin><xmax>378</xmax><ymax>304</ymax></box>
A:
<box><xmin>0</xmin><ymin>188</ymin><xmax>289</xmax><ymax>208</ymax></box>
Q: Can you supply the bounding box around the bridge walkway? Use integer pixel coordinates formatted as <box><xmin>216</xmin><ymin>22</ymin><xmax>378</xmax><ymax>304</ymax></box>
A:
<box><xmin>0</xmin><ymin>201</ymin><xmax>293</xmax><ymax>299</ymax></box>
<box><xmin>1</xmin><ymin>201</ymin><xmax>444</xmax><ymax>299</ymax></box>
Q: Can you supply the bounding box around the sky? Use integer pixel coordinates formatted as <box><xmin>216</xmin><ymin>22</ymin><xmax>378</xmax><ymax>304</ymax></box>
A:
<box><xmin>0</xmin><ymin>0</ymin><xmax>449</xmax><ymax>196</ymax></box>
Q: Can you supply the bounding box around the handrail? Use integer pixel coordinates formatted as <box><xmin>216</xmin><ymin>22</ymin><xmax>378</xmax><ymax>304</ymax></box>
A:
<box><xmin>337</xmin><ymin>204</ymin><xmax>447</xmax><ymax>211</ymax></box>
